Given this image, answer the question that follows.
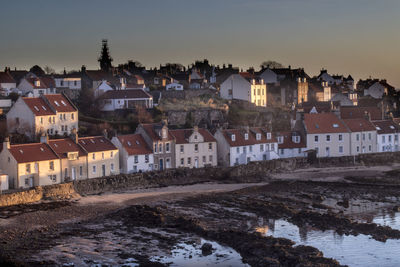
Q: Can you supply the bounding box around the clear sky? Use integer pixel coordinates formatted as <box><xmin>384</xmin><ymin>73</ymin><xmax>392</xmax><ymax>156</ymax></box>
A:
<box><xmin>0</xmin><ymin>0</ymin><xmax>399</xmax><ymax>86</ymax></box>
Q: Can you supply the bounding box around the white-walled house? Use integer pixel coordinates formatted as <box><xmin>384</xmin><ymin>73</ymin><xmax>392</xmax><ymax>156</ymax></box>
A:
<box><xmin>54</xmin><ymin>73</ymin><xmax>82</xmax><ymax>99</ymax></box>
<box><xmin>99</xmin><ymin>89</ymin><xmax>153</xmax><ymax>111</ymax></box>
<box><xmin>17</xmin><ymin>77</ymin><xmax>56</xmax><ymax>97</ymax></box>
<box><xmin>170</xmin><ymin>127</ymin><xmax>217</xmax><ymax>168</ymax></box>
<box><xmin>372</xmin><ymin>120</ymin><xmax>400</xmax><ymax>152</ymax></box>
<box><xmin>342</xmin><ymin>118</ymin><xmax>377</xmax><ymax>155</ymax></box>
<box><xmin>303</xmin><ymin>113</ymin><xmax>351</xmax><ymax>158</ymax></box>
<box><xmin>220</xmin><ymin>74</ymin><xmax>267</xmax><ymax>107</ymax></box>
<box><xmin>166</xmin><ymin>82</ymin><xmax>183</xmax><ymax>91</ymax></box>
<box><xmin>0</xmin><ymin>72</ymin><xmax>17</xmax><ymax>96</ymax></box>
<box><xmin>111</xmin><ymin>134</ymin><xmax>154</xmax><ymax>173</ymax></box>
<box><xmin>277</xmin><ymin>131</ymin><xmax>307</xmax><ymax>158</ymax></box>
<box><xmin>7</xmin><ymin>94</ymin><xmax>78</xmax><ymax>139</ymax></box>
<box><xmin>214</xmin><ymin>127</ymin><xmax>279</xmax><ymax>167</ymax></box>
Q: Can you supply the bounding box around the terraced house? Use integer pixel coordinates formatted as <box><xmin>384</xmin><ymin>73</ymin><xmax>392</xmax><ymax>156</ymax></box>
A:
<box><xmin>170</xmin><ymin>126</ymin><xmax>217</xmax><ymax>168</ymax></box>
<box><xmin>136</xmin><ymin>123</ymin><xmax>175</xmax><ymax>171</ymax></box>
<box><xmin>214</xmin><ymin>127</ymin><xmax>279</xmax><ymax>167</ymax></box>
<box><xmin>7</xmin><ymin>94</ymin><xmax>78</xmax><ymax>140</ymax></box>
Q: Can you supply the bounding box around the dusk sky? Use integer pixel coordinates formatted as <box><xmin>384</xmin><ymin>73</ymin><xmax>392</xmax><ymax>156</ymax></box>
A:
<box><xmin>1</xmin><ymin>0</ymin><xmax>399</xmax><ymax>87</ymax></box>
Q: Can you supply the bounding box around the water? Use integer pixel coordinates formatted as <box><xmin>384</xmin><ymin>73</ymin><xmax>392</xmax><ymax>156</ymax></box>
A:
<box><xmin>261</xmin><ymin>218</ymin><xmax>400</xmax><ymax>267</ymax></box>
<box><xmin>372</xmin><ymin>212</ymin><xmax>400</xmax><ymax>231</ymax></box>
<box><xmin>150</xmin><ymin>238</ymin><xmax>249</xmax><ymax>267</ymax></box>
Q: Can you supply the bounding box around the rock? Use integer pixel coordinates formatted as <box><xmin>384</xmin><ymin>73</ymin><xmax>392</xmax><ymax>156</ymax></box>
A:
<box><xmin>201</xmin><ymin>242</ymin><xmax>213</xmax><ymax>256</ymax></box>
<box><xmin>393</xmin><ymin>206</ymin><xmax>400</xmax><ymax>212</ymax></box>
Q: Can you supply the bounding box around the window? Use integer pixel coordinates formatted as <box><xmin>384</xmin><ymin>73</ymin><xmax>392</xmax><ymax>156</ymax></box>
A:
<box><xmin>362</xmin><ymin>133</ymin><xmax>365</xmax><ymax>141</ymax></box>
<box><xmin>257</xmin><ymin>89</ymin><xmax>260</xmax><ymax>95</ymax></box>
<box><xmin>256</xmin><ymin>134</ymin><xmax>261</xmax><ymax>140</ymax></box>
<box><xmin>134</xmin><ymin>155</ymin><xmax>139</xmax><ymax>163</ymax></box>
<box><xmin>194</xmin><ymin>135</ymin><xmax>197</xmax><ymax>140</ymax></box>
<box><xmin>49</xmin><ymin>161</ymin><xmax>54</xmax><ymax>171</ymax></box>
<box><xmin>48</xmin><ymin>117</ymin><xmax>52</xmax><ymax>123</ymax></box>
<box><xmin>357</xmin><ymin>146</ymin><xmax>360</xmax><ymax>152</ymax></box>
<box><xmin>339</xmin><ymin>134</ymin><xmax>343</xmax><ymax>141</ymax></box>
<box><xmin>263</xmin><ymin>154</ymin><xmax>267</xmax><ymax>160</ymax></box>
<box><xmin>260</xmin><ymin>144</ymin><xmax>264</xmax><ymax>152</ymax></box>
<box><xmin>271</xmin><ymin>144</ymin><xmax>275</xmax><ymax>150</ymax></box>
<box><xmin>154</xmin><ymin>143</ymin><xmax>157</xmax><ymax>153</ymax></box>
<box><xmin>228</xmin><ymin>89</ymin><xmax>233</xmax><ymax>96</ymax></box>
<box><xmin>40</xmin><ymin>117</ymin><xmax>43</xmax><ymax>124</ymax></box>
<box><xmin>249</xmin><ymin>146</ymin><xmax>253</xmax><ymax>152</ymax></box>
<box><xmin>52</xmin><ymin>117</ymin><xmax>55</xmax><ymax>123</ymax></box>
<box><xmin>187</xmin><ymin>157</ymin><xmax>191</xmax><ymax>165</ymax></box>
<box><xmin>61</xmin><ymin>125</ymin><xmax>65</xmax><ymax>131</ymax></box>
<box><xmin>369</xmin><ymin>133</ymin><xmax>372</xmax><ymax>140</ymax></box>
<box><xmin>267</xmin><ymin>133</ymin><xmax>271</xmax><ymax>139</ymax></box>
<box><xmin>145</xmin><ymin>155</ymin><xmax>149</xmax><ymax>163</ymax></box>
<box><xmin>60</xmin><ymin>114</ymin><xmax>63</xmax><ymax>120</ymax></box>
<box><xmin>79</xmin><ymin>166</ymin><xmax>83</xmax><ymax>176</ymax></box>
<box><xmin>180</xmin><ymin>145</ymin><xmax>184</xmax><ymax>153</ymax></box>
<box><xmin>243</xmin><ymin>146</ymin><xmax>247</xmax><ymax>153</ymax></box>
<box><xmin>209</xmin><ymin>155</ymin><xmax>213</xmax><ymax>162</ymax></box>
<box><xmin>159</xmin><ymin>144</ymin><xmax>163</xmax><ymax>153</ymax></box>
<box><xmin>92</xmin><ymin>166</ymin><xmax>96</xmax><ymax>173</ymax></box>
<box><xmin>298</xmin><ymin>148</ymin><xmax>302</xmax><ymax>154</ymax></box>
<box><xmin>26</xmin><ymin>163</ymin><xmax>31</xmax><ymax>173</ymax></box>
<box><xmin>202</xmin><ymin>156</ymin><xmax>206</xmax><ymax>163</ymax></box>
<box><xmin>356</xmin><ymin>134</ymin><xmax>359</xmax><ymax>141</ymax></box>
<box><xmin>71</xmin><ymin>113</ymin><xmax>75</xmax><ymax>120</ymax></box>
<box><xmin>326</xmin><ymin>135</ymin><xmax>331</xmax><ymax>142</ymax></box>
<box><xmin>314</xmin><ymin>135</ymin><xmax>319</xmax><ymax>142</ymax></box>
<box><xmin>102</xmin><ymin>152</ymin><xmax>104</xmax><ymax>159</ymax></box>
<box><xmin>166</xmin><ymin>143</ymin><xmax>170</xmax><ymax>152</ymax></box>
<box><xmin>180</xmin><ymin>158</ymin><xmax>184</xmax><ymax>165</ymax></box>
<box><xmin>369</xmin><ymin>145</ymin><xmax>372</xmax><ymax>152</ymax></box>
<box><xmin>244</xmin><ymin>133</ymin><xmax>248</xmax><ymax>140</ymax></box>
<box><xmin>194</xmin><ymin>144</ymin><xmax>198</xmax><ymax>152</ymax></box>
<box><xmin>111</xmin><ymin>151</ymin><xmax>114</xmax><ymax>158</ymax></box>
<box><xmin>111</xmin><ymin>163</ymin><xmax>114</xmax><ymax>171</ymax></box>
<box><xmin>235</xmin><ymin>158</ymin><xmax>239</xmax><ymax>165</ymax></box>
<box><xmin>92</xmin><ymin>153</ymin><xmax>95</xmax><ymax>160</ymax></box>
<box><xmin>382</xmin><ymin>136</ymin><xmax>386</xmax><ymax>143</ymax></box>
<box><xmin>208</xmin><ymin>143</ymin><xmax>212</xmax><ymax>150</ymax></box>
<box><xmin>396</xmin><ymin>135</ymin><xmax>399</xmax><ymax>141</ymax></box>
<box><xmin>389</xmin><ymin>135</ymin><xmax>392</xmax><ymax>142</ymax></box>
<box><xmin>231</xmin><ymin>134</ymin><xmax>236</xmax><ymax>141</ymax></box>
<box><xmin>315</xmin><ymin>147</ymin><xmax>319</xmax><ymax>155</ymax></box>
<box><xmin>236</xmin><ymin>147</ymin><xmax>240</xmax><ymax>153</ymax></box>
<box><xmin>48</xmin><ymin>175</ymin><xmax>56</xmax><ymax>182</ymax></box>
<box><xmin>280</xmin><ymin>149</ymin><xmax>284</xmax><ymax>155</ymax></box>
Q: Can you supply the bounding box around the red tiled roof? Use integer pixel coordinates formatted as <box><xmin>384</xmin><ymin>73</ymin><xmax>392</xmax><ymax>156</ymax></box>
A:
<box><xmin>22</xmin><ymin>97</ymin><xmax>55</xmax><ymax>116</ymax></box>
<box><xmin>48</xmin><ymin>138</ymin><xmax>86</xmax><ymax>158</ymax></box>
<box><xmin>170</xmin><ymin>128</ymin><xmax>216</xmax><ymax>144</ymax></box>
<box><xmin>340</xmin><ymin>106</ymin><xmax>383</xmax><ymax>120</ymax></box>
<box><xmin>304</xmin><ymin>113</ymin><xmax>349</xmax><ymax>134</ymax></box>
<box><xmin>78</xmin><ymin>136</ymin><xmax>117</xmax><ymax>153</ymax></box>
<box><xmin>117</xmin><ymin>134</ymin><xmax>152</xmax><ymax>155</ymax></box>
<box><xmin>44</xmin><ymin>94</ymin><xmax>77</xmax><ymax>113</ymax></box>
<box><xmin>0</xmin><ymin>72</ymin><xmax>16</xmax><ymax>84</ymax></box>
<box><xmin>342</xmin><ymin>118</ymin><xmax>376</xmax><ymax>132</ymax></box>
<box><xmin>9</xmin><ymin>143</ymin><xmax>59</xmax><ymax>163</ymax></box>
<box><xmin>277</xmin><ymin>132</ymin><xmax>306</xmax><ymax>149</ymax></box>
<box><xmin>100</xmin><ymin>89</ymin><xmax>152</xmax><ymax>100</ymax></box>
<box><xmin>372</xmin><ymin>120</ymin><xmax>399</xmax><ymax>134</ymax></box>
<box><xmin>26</xmin><ymin>78</ymin><xmax>47</xmax><ymax>89</ymax></box>
<box><xmin>222</xmin><ymin>127</ymin><xmax>277</xmax><ymax>147</ymax></box>
<box><xmin>140</xmin><ymin>123</ymin><xmax>174</xmax><ymax>141</ymax></box>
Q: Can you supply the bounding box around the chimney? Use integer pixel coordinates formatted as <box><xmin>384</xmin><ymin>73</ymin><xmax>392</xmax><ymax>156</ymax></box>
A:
<box><xmin>194</xmin><ymin>125</ymin><xmax>199</xmax><ymax>132</ymax></box>
<box><xmin>3</xmin><ymin>137</ymin><xmax>10</xmax><ymax>151</ymax></box>
<box><xmin>81</xmin><ymin>65</ymin><xmax>86</xmax><ymax>73</ymax></box>
<box><xmin>40</xmin><ymin>133</ymin><xmax>48</xmax><ymax>144</ymax></box>
<box><xmin>71</xmin><ymin>128</ymin><xmax>78</xmax><ymax>143</ymax></box>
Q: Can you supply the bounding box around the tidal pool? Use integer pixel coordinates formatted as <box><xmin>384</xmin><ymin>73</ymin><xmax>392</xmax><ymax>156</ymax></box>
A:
<box><xmin>261</xmin><ymin>217</ymin><xmax>400</xmax><ymax>267</ymax></box>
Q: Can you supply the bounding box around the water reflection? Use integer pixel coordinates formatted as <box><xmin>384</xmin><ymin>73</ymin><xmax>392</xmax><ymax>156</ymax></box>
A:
<box><xmin>262</xmin><ymin>219</ymin><xmax>400</xmax><ymax>267</ymax></box>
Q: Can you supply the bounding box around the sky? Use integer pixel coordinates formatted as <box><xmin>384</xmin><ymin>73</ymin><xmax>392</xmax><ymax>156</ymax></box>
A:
<box><xmin>0</xmin><ymin>0</ymin><xmax>399</xmax><ymax>87</ymax></box>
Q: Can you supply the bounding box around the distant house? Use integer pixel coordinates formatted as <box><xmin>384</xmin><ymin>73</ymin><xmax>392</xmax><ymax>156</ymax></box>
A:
<box><xmin>170</xmin><ymin>127</ymin><xmax>217</xmax><ymax>168</ymax></box>
<box><xmin>303</xmin><ymin>113</ymin><xmax>350</xmax><ymax>157</ymax></box>
<box><xmin>364</xmin><ymin>82</ymin><xmax>388</xmax><ymax>99</ymax></box>
<box><xmin>342</xmin><ymin>118</ymin><xmax>377</xmax><ymax>155</ymax></box>
<box><xmin>95</xmin><ymin>80</ymin><xmax>115</xmax><ymax>97</ymax></box>
<box><xmin>220</xmin><ymin>74</ymin><xmax>267</xmax><ymax>107</ymax></box>
<box><xmin>7</xmin><ymin>94</ymin><xmax>78</xmax><ymax>139</ymax></box>
<box><xmin>214</xmin><ymin>127</ymin><xmax>279</xmax><ymax>167</ymax></box>
<box><xmin>372</xmin><ymin>120</ymin><xmax>400</xmax><ymax>152</ymax></box>
<box><xmin>340</xmin><ymin>106</ymin><xmax>384</xmax><ymax>121</ymax></box>
<box><xmin>0</xmin><ymin>71</ymin><xmax>17</xmax><ymax>96</ymax></box>
<box><xmin>53</xmin><ymin>73</ymin><xmax>82</xmax><ymax>100</ymax></box>
<box><xmin>99</xmin><ymin>89</ymin><xmax>153</xmax><ymax>111</ymax></box>
<box><xmin>136</xmin><ymin>122</ymin><xmax>175</xmax><ymax>171</ymax></box>
<box><xmin>277</xmin><ymin>131</ymin><xmax>307</xmax><ymax>158</ymax></box>
<box><xmin>111</xmin><ymin>134</ymin><xmax>154</xmax><ymax>173</ymax></box>
<box><xmin>166</xmin><ymin>82</ymin><xmax>183</xmax><ymax>91</ymax></box>
<box><xmin>17</xmin><ymin>77</ymin><xmax>56</xmax><ymax>97</ymax></box>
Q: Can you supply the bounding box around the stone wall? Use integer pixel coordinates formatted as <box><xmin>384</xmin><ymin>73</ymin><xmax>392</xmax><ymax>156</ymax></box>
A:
<box><xmin>167</xmin><ymin>109</ymin><xmax>226</xmax><ymax>126</ymax></box>
<box><xmin>1</xmin><ymin>152</ymin><xmax>400</xmax><ymax>206</ymax></box>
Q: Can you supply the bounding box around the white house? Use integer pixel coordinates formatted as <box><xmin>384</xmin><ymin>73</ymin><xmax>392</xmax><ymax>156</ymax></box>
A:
<box><xmin>342</xmin><ymin>118</ymin><xmax>377</xmax><ymax>155</ymax></box>
<box><xmin>111</xmin><ymin>134</ymin><xmax>154</xmax><ymax>173</ymax></box>
<box><xmin>0</xmin><ymin>72</ymin><xmax>17</xmax><ymax>96</ymax></box>
<box><xmin>214</xmin><ymin>127</ymin><xmax>279</xmax><ymax>167</ymax></box>
<box><xmin>259</xmin><ymin>68</ymin><xmax>279</xmax><ymax>84</ymax></box>
<box><xmin>166</xmin><ymin>82</ymin><xmax>183</xmax><ymax>91</ymax></box>
<box><xmin>95</xmin><ymin>80</ymin><xmax>114</xmax><ymax>97</ymax></box>
<box><xmin>372</xmin><ymin>120</ymin><xmax>400</xmax><ymax>152</ymax></box>
<box><xmin>17</xmin><ymin>77</ymin><xmax>56</xmax><ymax>97</ymax></box>
<box><xmin>99</xmin><ymin>89</ymin><xmax>153</xmax><ymax>111</ymax></box>
<box><xmin>277</xmin><ymin>131</ymin><xmax>307</xmax><ymax>158</ymax></box>
<box><xmin>220</xmin><ymin>74</ymin><xmax>267</xmax><ymax>107</ymax></box>
<box><xmin>303</xmin><ymin>113</ymin><xmax>351</xmax><ymax>158</ymax></box>
<box><xmin>7</xmin><ymin>94</ymin><xmax>78</xmax><ymax>139</ymax></box>
<box><xmin>53</xmin><ymin>73</ymin><xmax>82</xmax><ymax>99</ymax></box>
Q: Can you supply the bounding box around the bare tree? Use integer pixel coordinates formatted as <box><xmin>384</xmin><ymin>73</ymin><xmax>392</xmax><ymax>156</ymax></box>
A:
<box><xmin>44</xmin><ymin>65</ymin><xmax>55</xmax><ymax>74</ymax></box>
<box><xmin>260</xmin><ymin>61</ymin><xmax>284</xmax><ymax>69</ymax></box>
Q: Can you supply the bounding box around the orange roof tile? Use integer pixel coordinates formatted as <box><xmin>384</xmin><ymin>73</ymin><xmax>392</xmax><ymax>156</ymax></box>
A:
<box><xmin>9</xmin><ymin>143</ymin><xmax>59</xmax><ymax>163</ymax></box>
<box><xmin>117</xmin><ymin>134</ymin><xmax>152</xmax><ymax>155</ymax></box>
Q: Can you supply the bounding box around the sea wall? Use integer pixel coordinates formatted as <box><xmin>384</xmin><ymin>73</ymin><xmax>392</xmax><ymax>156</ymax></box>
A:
<box><xmin>1</xmin><ymin>152</ymin><xmax>400</xmax><ymax>207</ymax></box>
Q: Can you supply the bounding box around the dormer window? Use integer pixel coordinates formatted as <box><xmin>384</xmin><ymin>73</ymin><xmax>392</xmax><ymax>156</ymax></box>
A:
<box><xmin>293</xmin><ymin>135</ymin><xmax>300</xmax><ymax>143</ymax></box>
<box><xmin>35</xmin><ymin>80</ymin><xmax>40</xmax><ymax>87</ymax></box>
<box><xmin>256</xmin><ymin>133</ymin><xmax>261</xmax><ymax>140</ymax></box>
<box><xmin>267</xmin><ymin>132</ymin><xmax>271</xmax><ymax>140</ymax></box>
<box><xmin>244</xmin><ymin>133</ymin><xmax>249</xmax><ymax>140</ymax></box>
<box><xmin>278</xmin><ymin>136</ymin><xmax>284</xmax><ymax>144</ymax></box>
<box><xmin>333</xmin><ymin>124</ymin><xmax>339</xmax><ymax>128</ymax></box>
<box><xmin>231</xmin><ymin>134</ymin><xmax>236</xmax><ymax>142</ymax></box>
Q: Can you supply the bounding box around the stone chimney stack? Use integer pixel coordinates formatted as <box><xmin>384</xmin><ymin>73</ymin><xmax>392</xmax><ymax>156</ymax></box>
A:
<box><xmin>3</xmin><ymin>137</ymin><xmax>10</xmax><ymax>151</ymax></box>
